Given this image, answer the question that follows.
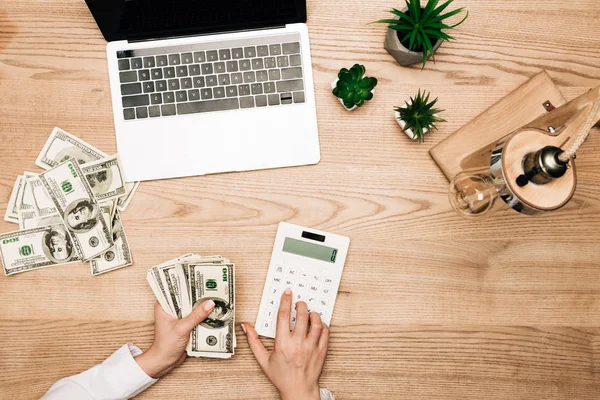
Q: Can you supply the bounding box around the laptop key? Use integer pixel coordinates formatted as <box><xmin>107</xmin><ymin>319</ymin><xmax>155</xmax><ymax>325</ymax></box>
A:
<box><xmin>238</xmin><ymin>84</ymin><xmax>250</xmax><ymax>96</ymax></box>
<box><xmin>243</xmin><ymin>71</ymin><xmax>255</xmax><ymax>83</ymax></box>
<box><xmin>149</xmin><ymin>105</ymin><xmax>161</xmax><ymax>118</ymax></box>
<box><xmin>122</xmin><ymin>94</ymin><xmax>149</xmax><ymax>108</ymax></box>
<box><xmin>268</xmin><ymin>93</ymin><xmax>280</xmax><ymax>106</ymax></box>
<box><xmin>168</xmin><ymin>79</ymin><xmax>180</xmax><ymax>90</ymax></box>
<box><xmin>150</xmin><ymin>93</ymin><xmax>162</xmax><ymax>104</ymax></box>
<box><xmin>206</xmin><ymin>50</ymin><xmax>218</xmax><ymax>62</ymax></box>
<box><xmin>263</xmin><ymin>82</ymin><xmax>276</xmax><ymax>93</ymax></box>
<box><xmin>201</xmin><ymin>88</ymin><xmax>212</xmax><ymax>100</ymax></box>
<box><xmin>181</xmin><ymin>53</ymin><xmax>193</xmax><ymax>64</ymax></box>
<box><xmin>231</xmin><ymin>73</ymin><xmax>243</xmax><ymax>84</ymax></box>
<box><xmin>177</xmin><ymin>98</ymin><xmax>240</xmax><ymax>115</ymax></box>
<box><xmin>121</xmin><ymin>83</ymin><xmax>142</xmax><ymax>95</ymax></box>
<box><xmin>189</xmin><ymin>64</ymin><xmax>201</xmax><ymax>76</ymax></box>
<box><xmin>293</xmin><ymin>91</ymin><xmax>305</xmax><ymax>103</ymax></box>
<box><xmin>257</xmin><ymin>45</ymin><xmax>269</xmax><ymax>57</ymax></box>
<box><xmin>281</xmin><ymin>67</ymin><xmax>303</xmax><ymax>80</ymax></box>
<box><xmin>218</xmin><ymin>74</ymin><xmax>230</xmax><ymax>86</ymax></box>
<box><xmin>164</xmin><ymin>67</ymin><xmax>175</xmax><ymax>79</ymax></box>
<box><xmin>161</xmin><ymin>104</ymin><xmax>176</xmax><ymax>116</ymax></box>
<box><xmin>118</xmin><ymin>59</ymin><xmax>130</xmax><ymax>71</ymax></box>
<box><xmin>176</xmin><ymin>66</ymin><xmax>188</xmax><ymax>77</ymax></box>
<box><xmin>188</xmin><ymin>89</ymin><xmax>200</xmax><ymax>101</ymax></box>
<box><xmin>255</xmin><ymin>95</ymin><xmax>268</xmax><ymax>107</ymax></box>
<box><xmin>119</xmin><ymin>71</ymin><xmax>138</xmax><ymax>83</ymax></box>
<box><xmin>123</xmin><ymin>108</ymin><xmax>136</xmax><ymax>120</ymax></box>
<box><xmin>201</xmin><ymin>63</ymin><xmax>213</xmax><ymax>75</ymax></box>
<box><xmin>276</xmin><ymin>79</ymin><xmax>303</xmax><ymax>92</ymax></box>
<box><xmin>219</xmin><ymin>49</ymin><xmax>231</xmax><ymax>60</ymax></box>
<box><xmin>244</xmin><ymin>47</ymin><xmax>256</xmax><ymax>58</ymax></box>
<box><xmin>156</xmin><ymin>55</ymin><xmax>168</xmax><ymax>67</ymax></box>
<box><xmin>138</xmin><ymin>70</ymin><xmax>150</xmax><ymax>81</ymax></box>
<box><xmin>213</xmin><ymin>87</ymin><xmax>225</xmax><ymax>98</ymax></box>
<box><xmin>256</xmin><ymin>70</ymin><xmax>268</xmax><ymax>82</ymax></box>
<box><xmin>264</xmin><ymin>57</ymin><xmax>276</xmax><ymax>69</ymax></box>
<box><xmin>131</xmin><ymin>58</ymin><xmax>143</xmax><ymax>69</ymax></box>
<box><xmin>214</xmin><ymin>62</ymin><xmax>226</xmax><ymax>74</ymax></box>
<box><xmin>277</xmin><ymin>56</ymin><xmax>289</xmax><ymax>68</ymax></box>
<box><xmin>194</xmin><ymin>51</ymin><xmax>206</xmax><ymax>63</ymax></box>
<box><xmin>252</xmin><ymin>58</ymin><xmax>264</xmax><ymax>70</ymax></box>
<box><xmin>232</xmin><ymin>48</ymin><xmax>244</xmax><ymax>59</ymax></box>
<box><xmin>240</xmin><ymin>96</ymin><xmax>255</xmax><ymax>108</ymax></box>
<box><xmin>281</xmin><ymin>93</ymin><xmax>293</xmax><ymax>104</ymax></box>
<box><xmin>226</xmin><ymin>61</ymin><xmax>238</xmax><ymax>72</ymax></box>
<box><xmin>193</xmin><ymin>77</ymin><xmax>205</xmax><ymax>88</ymax></box>
<box><xmin>136</xmin><ymin>107</ymin><xmax>148</xmax><ymax>118</ymax></box>
<box><xmin>282</xmin><ymin>42</ymin><xmax>301</xmax><ymax>55</ymax></box>
<box><xmin>289</xmin><ymin>54</ymin><xmax>301</xmax><ymax>67</ymax></box>
<box><xmin>268</xmin><ymin>69</ymin><xmax>281</xmax><ymax>81</ymax></box>
<box><xmin>143</xmin><ymin>82</ymin><xmax>155</xmax><ymax>93</ymax></box>
<box><xmin>226</xmin><ymin>86</ymin><xmax>238</xmax><ymax>97</ymax></box>
<box><xmin>143</xmin><ymin>57</ymin><xmax>155</xmax><ymax>68</ymax></box>
<box><xmin>156</xmin><ymin>80</ymin><xmax>167</xmax><ymax>91</ymax></box>
<box><xmin>176</xmin><ymin>91</ymin><xmax>188</xmax><ymax>102</ymax></box>
<box><xmin>239</xmin><ymin>60</ymin><xmax>251</xmax><ymax>71</ymax></box>
<box><xmin>151</xmin><ymin>68</ymin><xmax>163</xmax><ymax>80</ymax></box>
<box><xmin>251</xmin><ymin>83</ymin><xmax>263</xmax><ymax>95</ymax></box>
<box><xmin>168</xmin><ymin>54</ymin><xmax>181</xmax><ymax>65</ymax></box>
<box><xmin>269</xmin><ymin>44</ymin><xmax>282</xmax><ymax>55</ymax></box>
<box><xmin>206</xmin><ymin>75</ymin><xmax>218</xmax><ymax>87</ymax></box>
<box><xmin>163</xmin><ymin>92</ymin><xmax>175</xmax><ymax>103</ymax></box>
<box><xmin>181</xmin><ymin>78</ymin><xmax>193</xmax><ymax>89</ymax></box>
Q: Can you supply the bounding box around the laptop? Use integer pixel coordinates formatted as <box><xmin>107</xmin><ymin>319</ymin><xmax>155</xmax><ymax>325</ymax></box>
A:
<box><xmin>86</xmin><ymin>0</ymin><xmax>320</xmax><ymax>182</ymax></box>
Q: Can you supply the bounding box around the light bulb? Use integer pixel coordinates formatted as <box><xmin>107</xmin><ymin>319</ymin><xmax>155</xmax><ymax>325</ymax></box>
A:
<box><xmin>449</xmin><ymin>169</ymin><xmax>504</xmax><ymax>219</ymax></box>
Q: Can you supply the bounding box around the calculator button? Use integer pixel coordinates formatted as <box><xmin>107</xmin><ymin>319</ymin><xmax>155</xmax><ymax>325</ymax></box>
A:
<box><xmin>284</xmin><ymin>278</ymin><xmax>294</xmax><ymax>288</ymax></box>
<box><xmin>270</xmin><ymin>286</ymin><xmax>281</xmax><ymax>297</ymax></box>
<box><xmin>321</xmin><ymin>287</ymin><xmax>332</xmax><ymax>297</ymax></box>
<box><xmin>316</xmin><ymin>309</ymin><xmax>328</xmax><ymax>321</ymax></box>
<box><xmin>296</xmin><ymin>281</ymin><xmax>307</xmax><ymax>291</ymax></box>
<box><xmin>274</xmin><ymin>265</ymin><xmax>284</xmax><ymax>274</ymax></box>
<box><xmin>267</xmin><ymin>298</ymin><xmax>277</xmax><ymax>308</ymax></box>
<box><xmin>318</xmin><ymin>298</ymin><xmax>329</xmax><ymax>308</ymax></box>
<box><xmin>294</xmin><ymin>291</ymin><xmax>306</xmax><ymax>302</ymax></box>
<box><xmin>264</xmin><ymin>307</ymin><xmax>276</xmax><ymax>320</ymax></box>
<box><xmin>262</xmin><ymin>320</ymin><xmax>272</xmax><ymax>330</ymax></box>
<box><xmin>272</xmin><ymin>276</ymin><xmax>283</xmax><ymax>285</ymax></box>
<box><xmin>286</xmin><ymin>267</ymin><xmax>297</xmax><ymax>277</ymax></box>
<box><xmin>312</xmin><ymin>274</ymin><xmax>321</xmax><ymax>282</ymax></box>
<box><xmin>309</xmin><ymin>284</ymin><xmax>319</xmax><ymax>293</ymax></box>
<box><xmin>307</xmin><ymin>296</ymin><xmax>317</xmax><ymax>309</ymax></box>
<box><xmin>323</xmin><ymin>276</ymin><xmax>334</xmax><ymax>286</ymax></box>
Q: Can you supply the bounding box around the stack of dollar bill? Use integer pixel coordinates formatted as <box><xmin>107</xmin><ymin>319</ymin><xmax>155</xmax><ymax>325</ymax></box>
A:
<box><xmin>147</xmin><ymin>254</ymin><xmax>236</xmax><ymax>359</ymax></box>
<box><xmin>1</xmin><ymin>127</ymin><xmax>139</xmax><ymax>276</ymax></box>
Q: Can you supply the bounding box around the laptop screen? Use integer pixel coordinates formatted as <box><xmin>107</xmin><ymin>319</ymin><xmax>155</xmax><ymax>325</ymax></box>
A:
<box><xmin>86</xmin><ymin>0</ymin><xmax>307</xmax><ymax>42</ymax></box>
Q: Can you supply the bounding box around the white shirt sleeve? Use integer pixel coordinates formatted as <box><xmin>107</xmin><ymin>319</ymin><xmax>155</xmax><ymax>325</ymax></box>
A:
<box><xmin>320</xmin><ymin>388</ymin><xmax>335</xmax><ymax>399</ymax></box>
<box><xmin>42</xmin><ymin>344</ymin><xmax>157</xmax><ymax>400</ymax></box>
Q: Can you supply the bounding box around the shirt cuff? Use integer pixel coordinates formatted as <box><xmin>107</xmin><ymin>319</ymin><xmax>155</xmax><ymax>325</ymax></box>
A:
<box><xmin>320</xmin><ymin>388</ymin><xmax>335</xmax><ymax>400</ymax></box>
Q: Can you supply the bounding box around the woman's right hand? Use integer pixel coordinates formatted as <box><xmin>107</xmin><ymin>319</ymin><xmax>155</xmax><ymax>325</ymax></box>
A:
<box><xmin>242</xmin><ymin>288</ymin><xmax>330</xmax><ymax>400</ymax></box>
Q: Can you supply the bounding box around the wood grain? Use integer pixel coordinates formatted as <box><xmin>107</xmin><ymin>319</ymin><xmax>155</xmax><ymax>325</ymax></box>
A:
<box><xmin>1</xmin><ymin>0</ymin><xmax>600</xmax><ymax>399</ymax></box>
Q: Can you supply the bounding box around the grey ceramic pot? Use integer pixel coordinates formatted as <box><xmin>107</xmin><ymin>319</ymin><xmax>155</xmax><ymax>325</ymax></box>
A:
<box><xmin>384</xmin><ymin>22</ymin><xmax>442</xmax><ymax>66</ymax></box>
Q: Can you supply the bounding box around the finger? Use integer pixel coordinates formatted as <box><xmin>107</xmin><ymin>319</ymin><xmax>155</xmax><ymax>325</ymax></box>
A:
<box><xmin>307</xmin><ymin>312</ymin><xmax>323</xmax><ymax>344</ymax></box>
<box><xmin>177</xmin><ymin>300</ymin><xmax>215</xmax><ymax>333</ymax></box>
<box><xmin>242</xmin><ymin>323</ymin><xmax>270</xmax><ymax>370</ymax></box>
<box><xmin>275</xmin><ymin>288</ymin><xmax>293</xmax><ymax>340</ymax></box>
<box><xmin>293</xmin><ymin>301</ymin><xmax>310</xmax><ymax>339</ymax></box>
<box><xmin>318</xmin><ymin>324</ymin><xmax>330</xmax><ymax>355</ymax></box>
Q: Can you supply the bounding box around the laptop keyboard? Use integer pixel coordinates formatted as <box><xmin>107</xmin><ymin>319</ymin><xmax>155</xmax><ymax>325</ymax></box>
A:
<box><xmin>116</xmin><ymin>33</ymin><xmax>306</xmax><ymax>120</ymax></box>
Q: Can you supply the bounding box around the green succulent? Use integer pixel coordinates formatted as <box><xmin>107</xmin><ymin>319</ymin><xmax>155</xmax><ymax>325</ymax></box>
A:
<box><xmin>375</xmin><ymin>0</ymin><xmax>468</xmax><ymax>68</ymax></box>
<box><xmin>333</xmin><ymin>64</ymin><xmax>378</xmax><ymax>109</ymax></box>
<box><xmin>395</xmin><ymin>90</ymin><xmax>445</xmax><ymax>142</ymax></box>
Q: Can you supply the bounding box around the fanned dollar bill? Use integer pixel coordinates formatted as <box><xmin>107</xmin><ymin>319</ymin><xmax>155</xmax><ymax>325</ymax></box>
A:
<box><xmin>90</xmin><ymin>211</ymin><xmax>132</xmax><ymax>276</ymax></box>
<box><xmin>38</xmin><ymin>158</ymin><xmax>113</xmax><ymax>261</ymax></box>
<box><xmin>4</xmin><ymin>175</ymin><xmax>25</xmax><ymax>223</ymax></box>
<box><xmin>0</xmin><ymin>224</ymin><xmax>82</xmax><ymax>276</ymax></box>
<box><xmin>147</xmin><ymin>254</ymin><xmax>236</xmax><ymax>359</ymax></box>
<box><xmin>27</xmin><ymin>176</ymin><xmax>58</xmax><ymax>218</ymax></box>
<box><xmin>117</xmin><ymin>181</ymin><xmax>139</xmax><ymax>212</ymax></box>
<box><xmin>15</xmin><ymin>172</ymin><xmax>38</xmax><ymax>213</ymax></box>
<box><xmin>81</xmin><ymin>155</ymin><xmax>127</xmax><ymax>202</ymax></box>
<box><xmin>18</xmin><ymin>210</ymin><xmax>62</xmax><ymax>230</ymax></box>
<box><xmin>35</xmin><ymin>127</ymin><xmax>108</xmax><ymax>169</ymax></box>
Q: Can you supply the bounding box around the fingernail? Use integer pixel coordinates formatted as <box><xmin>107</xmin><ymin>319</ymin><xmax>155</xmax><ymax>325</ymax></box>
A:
<box><xmin>284</xmin><ymin>287</ymin><xmax>292</xmax><ymax>295</ymax></box>
<box><xmin>203</xmin><ymin>300</ymin><xmax>215</xmax><ymax>311</ymax></box>
<box><xmin>241</xmin><ymin>323</ymin><xmax>247</xmax><ymax>334</ymax></box>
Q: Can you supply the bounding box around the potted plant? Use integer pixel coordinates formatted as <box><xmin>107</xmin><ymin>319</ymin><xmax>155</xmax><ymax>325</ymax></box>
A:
<box><xmin>375</xmin><ymin>0</ymin><xmax>468</xmax><ymax>68</ymax></box>
<box><xmin>331</xmin><ymin>64</ymin><xmax>378</xmax><ymax>111</ymax></box>
<box><xmin>395</xmin><ymin>90</ymin><xmax>445</xmax><ymax>142</ymax></box>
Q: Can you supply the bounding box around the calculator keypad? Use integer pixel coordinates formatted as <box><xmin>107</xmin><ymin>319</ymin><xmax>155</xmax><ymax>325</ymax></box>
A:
<box><xmin>261</xmin><ymin>263</ymin><xmax>336</xmax><ymax>333</ymax></box>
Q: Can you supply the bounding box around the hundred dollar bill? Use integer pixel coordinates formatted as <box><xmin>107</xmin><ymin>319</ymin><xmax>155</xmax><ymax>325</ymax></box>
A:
<box><xmin>38</xmin><ymin>159</ymin><xmax>113</xmax><ymax>261</ymax></box>
<box><xmin>0</xmin><ymin>224</ymin><xmax>82</xmax><ymax>276</ymax></box>
<box><xmin>15</xmin><ymin>172</ymin><xmax>38</xmax><ymax>213</ymax></box>
<box><xmin>81</xmin><ymin>155</ymin><xmax>127</xmax><ymax>202</ymax></box>
<box><xmin>117</xmin><ymin>181</ymin><xmax>139</xmax><ymax>212</ymax></box>
<box><xmin>4</xmin><ymin>176</ymin><xmax>24</xmax><ymax>223</ymax></box>
<box><xmin>27</xmin><ymin>176</ymin><xmax>58</xmax><ymax>218</ymax></box>
<box><xmin>186</xmin><ymin>263</ymin><xmax>235</xmax><ymax>355</ymax></box>
<box><xmin>147</xmin><ymin>254</ymin><xmax>194</xmax><ymax>316</ymax></box>
<box><xmin>18</xmin><ymin>210</ymin><xmax>62</xmax><ymax>230</ymax></box>
<box><xmin>90</xmin><ymin>211</ymin><xmax>132</xmax><ymax>276</ymax></box>
<box><xmin>35</xmin><ymin>127</ymin><xmax>108</xmax><ymax>170</ymax></box>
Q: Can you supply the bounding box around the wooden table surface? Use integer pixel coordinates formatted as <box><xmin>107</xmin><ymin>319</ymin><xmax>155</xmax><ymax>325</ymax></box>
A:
<box><xmin>1</xmin><ymin>0</ymin><xmax>600</xmax><ymax>398</ymax></box>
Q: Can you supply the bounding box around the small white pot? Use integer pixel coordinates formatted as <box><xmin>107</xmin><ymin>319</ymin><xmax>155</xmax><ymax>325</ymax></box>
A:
<box><xmin>331</xmin><ymin>78</ymin><xmax>375</xmax><ymax>112</ymax></box>
<box><xmin>394</xmin><ymin>98</ymin><xmax>434</xmax><ymax>141</ymax></box>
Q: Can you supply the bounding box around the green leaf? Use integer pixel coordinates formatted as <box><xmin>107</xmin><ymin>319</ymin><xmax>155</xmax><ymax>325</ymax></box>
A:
<box><xmin>431</xmin><ymin>0</ymin><xmax>454</xmax><ymax>19</ymax></box>
<box><xmin>449</xmin><ymin>10</ymin><xmax>469</xmax><ymax>28</ymax></box>
<box><xmin>422</xmin><ymin>0</ymin><xmax>440</xmax><ymax>21</ymax></box>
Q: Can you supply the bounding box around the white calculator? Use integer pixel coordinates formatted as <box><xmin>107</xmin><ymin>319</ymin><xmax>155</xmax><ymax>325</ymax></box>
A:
<box><xmin>256</xmin><ymin>222</ymin><xmax>350</xmax><ymax>338</ymax></box>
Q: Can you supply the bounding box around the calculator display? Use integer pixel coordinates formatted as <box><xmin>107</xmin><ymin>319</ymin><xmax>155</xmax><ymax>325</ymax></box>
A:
<box><xmin>282</xmin><ymin>237</ymin><xmax>337</xmax><ymax>263</ymax></box>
